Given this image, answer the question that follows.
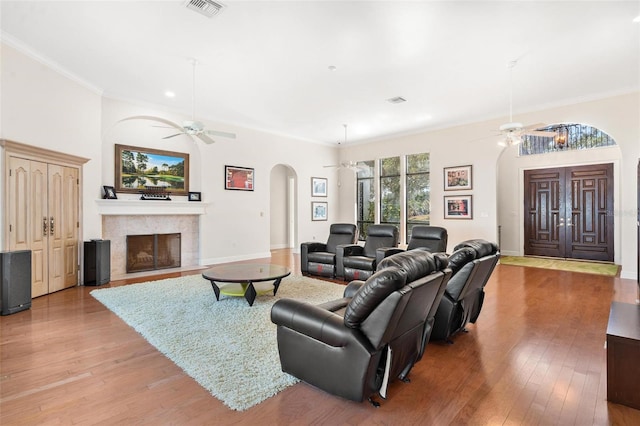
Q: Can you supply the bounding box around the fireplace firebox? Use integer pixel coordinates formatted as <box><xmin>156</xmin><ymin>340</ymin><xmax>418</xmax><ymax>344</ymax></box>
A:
<box><xmin>126</xmin><ymin>233</ymin><xmax>181</xmax><ymax>273</ymax></box>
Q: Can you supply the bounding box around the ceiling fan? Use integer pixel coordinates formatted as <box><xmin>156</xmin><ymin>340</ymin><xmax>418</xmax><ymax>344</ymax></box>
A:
<box><xmin>496</xmin><ymin>60</ymin><xmax>556</xmax><ymax>146</ymax></box>
<box><xmin>323</xmin><ymin>124</ymin><xmax>366</xmax><ymax>171</ymax></box>
<box><xmin>158</xmin><ymin>59</ymin><xmax>236</xmax><ymax>144</ymax></box>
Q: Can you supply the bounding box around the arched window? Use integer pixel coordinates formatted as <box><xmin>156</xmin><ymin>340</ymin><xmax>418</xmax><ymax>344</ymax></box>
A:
<box><xmin>520</xmin><ymin>123</ymin><xmax>616</xmax><ymax>156</ymax></box>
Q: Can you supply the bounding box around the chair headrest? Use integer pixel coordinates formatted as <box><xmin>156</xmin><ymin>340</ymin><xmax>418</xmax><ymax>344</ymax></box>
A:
<box><xmin>330</xmin><ymin>223</ymin><xmax>357</xmax><ymax>236</ymax></box>
<box><xmin>410</xmin><ymin>226</ymin><xmax>447</xmax><ymax>241</ymax></box>
<box><xmin>447</xmin><ymin>247</ymin><xmax>477</xmax><ymax>275</ymax></box>
<box><xmin>378</xmin><ymin>249</ymin><xmax>442</xmax><ymax>282</ymax></box>
<box><xmin>367</xmin><ymin>224</ymin><xmax>398</xmax><ymax>238</ymax></box>
<box><xmin>344</xmin><ymin>267</ymin><xmax>406</xmax><ymax>328</ymax></box>
<box><xmin>453</xmin><ymin>239</ymin><xmax>498</xmax><ymax>258</ymax></box>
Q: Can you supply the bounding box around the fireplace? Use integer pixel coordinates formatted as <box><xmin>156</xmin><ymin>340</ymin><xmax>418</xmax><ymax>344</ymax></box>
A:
<box><xmin>126</xmin><ymin>233</ymin><xmax>181</xmax><ymax>273</ymax></box>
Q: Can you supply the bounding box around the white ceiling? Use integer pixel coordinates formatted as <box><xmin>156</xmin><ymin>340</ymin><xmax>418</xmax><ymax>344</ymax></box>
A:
<box><xmin>1</xmin><ymin>1</ymin><xmax>639</xmax><ymax>144</ymax></box>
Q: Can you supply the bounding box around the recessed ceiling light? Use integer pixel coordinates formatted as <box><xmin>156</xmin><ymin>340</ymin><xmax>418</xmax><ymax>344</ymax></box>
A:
<box><xmin>634</xmin><ymin>15</ymin><xmax>640</xmax><ymax>23</ymax></box>
<box><xmin>164</xmin><ymin>91</ymin><xmax>175</xmax><ymax>98</ymax></box>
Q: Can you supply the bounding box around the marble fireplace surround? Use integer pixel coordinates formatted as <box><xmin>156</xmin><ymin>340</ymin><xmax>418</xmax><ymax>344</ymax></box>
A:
<box><xmin>96</xmin><ymin>200</ymin><xmax>208</xmax><ymax>279</ymax></box>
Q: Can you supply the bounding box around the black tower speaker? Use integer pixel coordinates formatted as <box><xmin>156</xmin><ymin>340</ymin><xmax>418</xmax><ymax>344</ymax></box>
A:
<box><xmin>84</xmin><ymin>240</ymin><xmax>111</xmax><ymax>286</ymax></box>
<box><xmin>0</xmin><ymin>250</ymin><xmax>32</xmax><ymax>316</ymax></box>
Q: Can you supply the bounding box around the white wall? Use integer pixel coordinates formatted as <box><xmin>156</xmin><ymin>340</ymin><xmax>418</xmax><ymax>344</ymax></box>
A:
<box><xmin>0</xmin><ymin>43</ymin><xmax>103</xmax><ymax>246</ymax></box>
<box><xmin>337</xmin><ymin>92</ymin><xmax>639</xmax><ymax>279</ymax></box>
<box><xmin>270</xmin><ymin>164</ymin><xmax>290</xmax><ymax>249</ymax></box>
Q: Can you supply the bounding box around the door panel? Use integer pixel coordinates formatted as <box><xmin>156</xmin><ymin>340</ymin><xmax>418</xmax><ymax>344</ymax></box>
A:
<box><xmin>48</xmin><ymin>164</ymin><xmax>65</xmax><ymax>292</ymax></box>
<box><xmin>524</xmin><ymin>168</ymin><xmax>565</xmax><ymax>257</ymax></box>
<box><xmin>63</xmin><ymin>166</ymin><xmax>79</xmax><ymax>288</ymax></box>
<box><xmin>524</xmin><ymin>164</ymin><xmax>614</xmax><ymax>262</ymax></box>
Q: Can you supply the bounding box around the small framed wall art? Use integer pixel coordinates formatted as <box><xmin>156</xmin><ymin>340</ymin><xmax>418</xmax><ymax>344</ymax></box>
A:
<box><xmin>444</xmin><ymin>195</ymin><xmax>473</xmax><ymax>219</ymax></box>
<box><xmin>225</xmin><ymin>165</ymin><xmax>254</xmax><ymax>191</ymax></box>
<box><xmin>311</xmin><ymin>201</ymin><xmax>328</xmax><ymax>221</ymax></box>
<box><xmin>311</xmin><ymin>177</ymin><xmax>328</xmax><ymax>197</ymax></box>
<box><xmin>444</xmin><ymin>165</ymin><xmax>472</xmax><ymax>191</ymax></box>
<box><xmin>188</xmin><ymin>191</ymin><xmax>202</xmax><ymax>202</ymax></box>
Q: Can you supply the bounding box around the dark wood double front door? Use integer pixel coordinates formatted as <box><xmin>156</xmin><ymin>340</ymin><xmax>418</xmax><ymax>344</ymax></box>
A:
<box><xmin>524</xmin><ymin>163</ymin><xmax>614</xmax><ymax>262</ymax></box>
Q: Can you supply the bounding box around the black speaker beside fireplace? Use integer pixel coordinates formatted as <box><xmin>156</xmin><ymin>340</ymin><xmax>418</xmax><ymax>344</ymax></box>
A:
<box><xmin>84</xmin><ymin>240</ymin><xmax>111</xmax><ymax>286</ymax></box>
<box><xmin>0</xmin><ymin>250</ymin><xmax>32</xmax><ymax>316</ymax></box>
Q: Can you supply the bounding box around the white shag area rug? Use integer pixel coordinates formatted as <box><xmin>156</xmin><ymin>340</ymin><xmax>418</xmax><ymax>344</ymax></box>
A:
<box><xmin>90</xmin><ymin>274</ymin><xmax>346</xmax><ymax>411</ymax></box>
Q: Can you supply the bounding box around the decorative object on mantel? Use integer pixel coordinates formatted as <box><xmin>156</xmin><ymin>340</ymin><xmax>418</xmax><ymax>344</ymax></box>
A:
<box><xmin>115</xmin><ymin>144</ymin><xmax>189</xmax><ymax>195</ymax></box>
<box><xmin>102</xmin><ymin>185</ymin><xmax>117</xmax><ymax>199</ymax></box>
<box><xmin>225</xmin><ymin>165</ymin><xmax>254</xmax><ymax>191</ymax></box>
<box><xmin>139</xmin><ymin>186</ymin><xmax>171</xmax><ymax>200</ymax></box>
<box><xmin>188</xmin><ymin>191</ymin><xmax>201</xmax><ymax>202</ymax></box>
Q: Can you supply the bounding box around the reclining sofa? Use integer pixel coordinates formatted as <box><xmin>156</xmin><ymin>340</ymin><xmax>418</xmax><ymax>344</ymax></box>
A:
<box><xmin>271</xmin><ymin>249</ymin><xmax>451</xmax><ymax>405</ymax></box>
<box><xmin>430</xmin><ymin>239</ymin><xmax>500</xmax><ymax>343</ymax></box>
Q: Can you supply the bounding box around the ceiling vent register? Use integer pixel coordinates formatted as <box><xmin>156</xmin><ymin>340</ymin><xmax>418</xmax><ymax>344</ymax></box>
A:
<box><xmin>184</xmin><ymin>0</ymin><xmax>226</xmax><ymax>18</ymax></box>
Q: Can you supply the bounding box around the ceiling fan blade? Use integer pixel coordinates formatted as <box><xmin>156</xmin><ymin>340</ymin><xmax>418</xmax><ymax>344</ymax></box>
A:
<box><xmin>162</xmin><ymin>133</ymin><xmax>185</xmax><ymax>139</ymax></box>
<box><xmin>198</xmin><ymin>133</ymin><xmax>216</xmax><ymax>144</ymax></box>
<box><xmin>152</xmin><ymin>125</ymin><xmax>175</xmax><ymax>129</ymax></box>
<box><xmin>205</xmin><ymin>129</ymin><xmax>236</xmax><ymax>139</ymax></box>
<box><xmin>525</xmin><ymin>130</ymin><xmax>557</xmax><ymax>137</ymax></box>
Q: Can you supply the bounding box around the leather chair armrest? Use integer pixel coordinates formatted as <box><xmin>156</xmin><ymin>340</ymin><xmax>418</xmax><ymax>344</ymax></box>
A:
<box><xmin>375</xmin><ymin>247</ymin><xmax>404</xmax><ymax>266</ymax></box>
<box><xmin>271</xmin><ymin>298</ymin><xmax>352</xmax><ymax>347</ymax></box>
<box><xmin>335</xmin><ymin>244</ymin><xmax>363</xmax><ymax>279</ymax></box>
<box><xmin>300</xmin><ymin>242</ymin><xmax>328</xmax><ymax>273</ymax></box>
<box><xmin>344</xmin><ymin>280</ymin><xmax>366</xmax><ymax>298</ymax></box>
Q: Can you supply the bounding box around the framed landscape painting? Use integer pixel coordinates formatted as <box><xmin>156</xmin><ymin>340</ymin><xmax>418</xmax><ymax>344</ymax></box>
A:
<box><xmin>444</xmin><ymin>165</ymin><xmax>472</xmax><ymax>191</ymax></box>
<box><xmin>115</xmin><ymin>144</ymin><xmax>189</xmax><ymax>195</ymax></box>
<box><xmin>225</xmin><ymin>165</ymin><xmax>254</xmax><ymax>191</ymax></box>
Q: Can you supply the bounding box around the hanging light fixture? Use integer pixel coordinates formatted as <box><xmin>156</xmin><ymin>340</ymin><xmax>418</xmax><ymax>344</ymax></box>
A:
<box><xmin>555</xmin><ymin>126</ymin><xmax>569</xmax><ymax>149</ymax></box>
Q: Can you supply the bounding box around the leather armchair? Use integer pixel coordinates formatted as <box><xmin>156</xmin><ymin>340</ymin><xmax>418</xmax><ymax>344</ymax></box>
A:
<box><xmin>337</xmin><ymin>224</ymin><xmax>399</xmax><ymax>281</ymax></box>
<box><xmin>271</xmin><ymin>249</ymin><xmax>451</xmax><ymax>404</ymax></box>
<box><xmin>430</xmin><ymin>239</ymin><xmax>500</xmax><ymax>343</ymax></box>
<box><xmin>380</xmin><ymin>225</ymin><xmax>448</xmax><ymax>259</ymax></box>
<box><xmin>300</xmin><ymin>223</ymin><xmax>358</xmax><ymax>278</ymax></box>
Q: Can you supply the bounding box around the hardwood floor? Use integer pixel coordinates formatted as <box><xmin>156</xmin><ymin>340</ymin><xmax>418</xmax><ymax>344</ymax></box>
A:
<box><xmin>1</xmin><ymin>249</ymin><xmax>639</xmax><ymax>425</ymax></box>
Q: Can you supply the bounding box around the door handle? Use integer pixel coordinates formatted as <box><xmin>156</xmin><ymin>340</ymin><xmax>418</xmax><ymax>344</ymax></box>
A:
<box><xmin>43</xmin><ymin>217</ymin><xmax>48</xmax><ymax>236</ymax></box>
<box><xmin>558</xmin><ymin>217</ymin><xmax>565</xmax><ymax>227</ymax></box>
<box><xmin>50</xmin><ymin>217</ymin><xmax>54</xmax><ymax>236</ymax></box>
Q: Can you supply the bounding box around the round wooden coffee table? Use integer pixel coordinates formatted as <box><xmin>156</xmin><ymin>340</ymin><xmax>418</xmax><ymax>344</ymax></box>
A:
<box><xmin>201</xmin><ymin>264</ymin><xmax>291</xmax><ymax>306</ymax></box>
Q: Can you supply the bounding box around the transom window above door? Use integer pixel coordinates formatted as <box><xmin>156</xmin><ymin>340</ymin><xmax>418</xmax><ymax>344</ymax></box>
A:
<box><xmin>520</xmin><ymin>123</ymin><xmax>616</xmax><ymax>156</ymax></box>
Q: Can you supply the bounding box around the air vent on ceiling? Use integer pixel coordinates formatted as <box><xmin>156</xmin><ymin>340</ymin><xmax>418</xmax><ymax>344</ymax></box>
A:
<box><xmin>184</xmin><ymin>0</ymin><xmax>226</xmax><ymax>18</ymax></box>
<box><xmin>387</xmin><ymin>96</ymin><xmax>407</xmax><ymax>104</ymax></box>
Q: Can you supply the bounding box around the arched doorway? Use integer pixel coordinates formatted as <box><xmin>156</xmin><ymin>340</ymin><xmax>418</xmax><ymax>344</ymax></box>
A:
<box><xmin>270</xmin><ymin>165</ymin><xmax>297</xmax><ymax>250</ymax></box>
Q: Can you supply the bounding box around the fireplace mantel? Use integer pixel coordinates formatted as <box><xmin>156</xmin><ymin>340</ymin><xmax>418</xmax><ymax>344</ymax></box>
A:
<box><xmin>96</xmin><ymin>199</ymin><xmax>209</xmax><ymax>216</ymax></box>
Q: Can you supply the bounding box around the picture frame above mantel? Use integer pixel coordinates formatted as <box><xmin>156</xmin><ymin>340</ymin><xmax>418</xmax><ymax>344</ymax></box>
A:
<box><xmin>115</xmin><ymin>144</ymin><xmax>189</xmax><ymax>195</ymax></box>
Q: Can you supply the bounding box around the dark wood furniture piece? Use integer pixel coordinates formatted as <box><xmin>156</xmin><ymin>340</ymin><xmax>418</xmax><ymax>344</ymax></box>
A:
<box><xmin>607</xmin><ymin>301</ymin><xmax>640</xmax><ymax>410</ymax></box>
<box><xmin>202</xmin><ymin>264</ymin><xmax>291</xmax><ymax>306</ymax></box>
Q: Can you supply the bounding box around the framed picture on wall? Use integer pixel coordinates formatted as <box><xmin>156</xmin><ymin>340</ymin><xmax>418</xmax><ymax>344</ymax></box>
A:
<box><xmin>444</xmin><ymin>165</ymin><xmax>472</xmax><ymax>191</ymax></box>
<box><xmin>311</xmin><ymin>177</ymin><xmax>328</xmax><ymax>197</ymax></box>
<box><xmin>444</xmin><ymin>195</ymin><xmax>473</xmax><ymax>219</ymax></box>
<box><xmin>311</xmin><ymin>201</ymin><xmax>328</xmax><ymax>221</ymax></box>
<box><xmin>225</xmin><ymin>165</ymin><xmax>254</xmax><ymax>191</ymax></box>
<box><xmin>115</xmin><ymin>144</ymin><xmax>189</xmax><ymax>195</ymax></box>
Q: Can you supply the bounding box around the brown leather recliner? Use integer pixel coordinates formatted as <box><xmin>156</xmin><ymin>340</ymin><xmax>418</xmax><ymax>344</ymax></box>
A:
<box><xmin>300</xmin><ymin>223</ymin><xmax>358</xmax><ymax>278</ymax></box>
<box><xmin>271</xmin><ymin>249</ymin><xmax>451</xmax><ymax>405</ymax></box>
